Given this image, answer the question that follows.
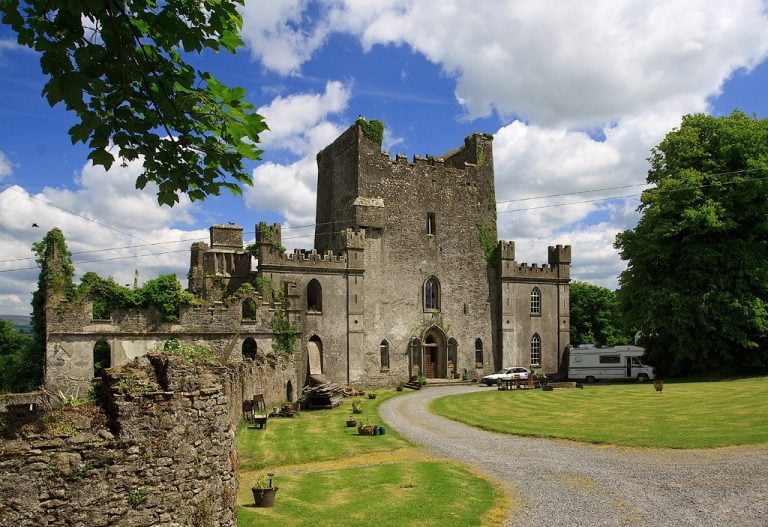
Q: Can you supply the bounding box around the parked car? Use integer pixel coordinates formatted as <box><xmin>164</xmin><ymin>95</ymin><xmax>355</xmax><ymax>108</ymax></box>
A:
<box><xmin>480</xmin><ymin>367</ymin><xmax>530</xmax><ymax>386</ymax></box>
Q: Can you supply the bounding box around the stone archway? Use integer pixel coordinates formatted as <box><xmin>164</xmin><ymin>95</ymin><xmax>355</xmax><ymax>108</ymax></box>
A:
<box><xmin>421</xmin><ymin>326</ymin><xmax>448</xmax><ymax>379</ymax></box>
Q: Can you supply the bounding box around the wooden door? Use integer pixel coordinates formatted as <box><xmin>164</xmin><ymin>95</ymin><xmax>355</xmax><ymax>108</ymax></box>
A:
<box><xmin>424</xmin><ymin>347</ymin><xmax>438</xmax><ymax>378</ymax></box>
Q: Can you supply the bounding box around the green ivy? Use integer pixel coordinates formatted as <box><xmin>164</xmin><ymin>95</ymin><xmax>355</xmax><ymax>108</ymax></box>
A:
<box><xmin>257</xmin><ymin>222</ymin><xmax>285</xmax><ymax>253</ymax></box>
<box><xmin>272</xmin><ymin>311</ymin><xmax>298</xmax><ymax>355</ymax></box>
<box><xmin>356</xmin><ymin>118</ymin><xmax>384</xmax><ymax>145</ymax></box>
<box><xmin>477</xmin><ymin>223</ymin><xmax>500</xmax><ymax>267</ymax></box>
<box><xmin>76</xmin><ymin>272</ymin><xmax>197</xmax><ymax>322</ymax></box>
<box><xmin>254</xmin><ymin>277</ymin><xmax>273</xmax><ymax>298</ymax></box>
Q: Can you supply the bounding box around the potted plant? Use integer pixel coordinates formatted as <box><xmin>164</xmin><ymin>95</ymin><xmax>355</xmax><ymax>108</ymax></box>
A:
<box><xmin>351</xmin><ymin>400</ymin><xmax>363</xmax><ymax>414</ymax></box>
<box><xmin>367</xmin><ymin>391</ymin><xmax>377</xmax><ymax>399</ymax></box>
<box><xmin>251</xmin><ymin>473</ymin><xmax>278</xmax><ymax>508</ymax></box>
<box><xmin>346</xmin><ymin>416</ymin><xmax>357</xmax><ymax>427</ymax></box>
<box><xmin>417</xmin><ymin>373</ymin><xmax>426</xmax><ymax>386</ymax></box>
<box><xmin>395</xmin><ymin>382</ymin><xmax>404</xmax><ymax>392</ymax></box>
<box><xmin>358</xmin><ymin>422</ymin><xmax>376</xmax><ymax>436</ymax></box>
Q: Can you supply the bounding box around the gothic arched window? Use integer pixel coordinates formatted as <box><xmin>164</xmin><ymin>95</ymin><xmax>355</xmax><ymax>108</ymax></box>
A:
<box><xmin>424</xmin><ymin>276</ymin><xmax>440</xmax><ymax>311</ymax></box>
<box><xmin>380</xmin><ymin>340</ymin><xmax>390</xmax><ymax>371</ymax></box>
<box><xmin>531</xmin><ymin>333</ymin><xmax>541</xmax><ymax>366</ymax></box>
<box><xmin>307</xmin><ymin>279</ymin><xmax>322</xmax><ymax>312</ymax></box>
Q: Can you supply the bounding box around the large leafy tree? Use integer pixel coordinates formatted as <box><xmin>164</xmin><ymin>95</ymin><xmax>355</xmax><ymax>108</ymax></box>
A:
<box><xmin>0</xmin><ymin>319</ymin><xmax>36</xmax><ymax>392</ymax></box>
<box><xmin>615</xmin><ymin>111</ymin><xmax>768</xmax><ymax>376</ymax></box>
<box><xmin>1</xmin><ymin>0</ymin><xmax>267</xmax><ymax>205</ymax></box>
<box><xmin>570</xmin><ymin>281</ymin><xmax>630</xmax><ymax>348</ymax></box>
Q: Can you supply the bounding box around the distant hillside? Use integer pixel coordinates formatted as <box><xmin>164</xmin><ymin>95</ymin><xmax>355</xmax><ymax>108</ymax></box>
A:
<box><xmin>0</xmin><ymin>315</ymin><xmax>33</xmax><ymax>333</ymax></box>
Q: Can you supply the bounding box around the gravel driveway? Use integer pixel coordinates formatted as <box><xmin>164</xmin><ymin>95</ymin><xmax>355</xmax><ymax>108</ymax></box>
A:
<box><xmin>379</xmin><ymin>385</ymin><xmax>768</xmax><ymax>526</ymax></box>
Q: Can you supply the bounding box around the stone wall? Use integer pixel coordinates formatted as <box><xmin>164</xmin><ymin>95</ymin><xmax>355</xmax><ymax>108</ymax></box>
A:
<box><xmin>0</xmin><ymin>353</ymin><xmax>299</xmax><ymax>527</ymax></box>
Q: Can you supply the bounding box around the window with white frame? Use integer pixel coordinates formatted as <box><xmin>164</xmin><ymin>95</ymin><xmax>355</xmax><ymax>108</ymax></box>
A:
<box><xmin>530</xmin><ymin>287</ymin><xmax>541</xmax><ymax>315</ymax></box>
<box><xmin>530</xmin><ymin>333</ymin><xmax>541</xmax><ymax>366</ymax></box>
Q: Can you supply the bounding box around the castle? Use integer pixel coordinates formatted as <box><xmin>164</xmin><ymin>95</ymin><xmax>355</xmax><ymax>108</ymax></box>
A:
<box><xmin>45</xmin><ymin>120</ymin><xmax>571</xmax><ymax>396</ymax></box>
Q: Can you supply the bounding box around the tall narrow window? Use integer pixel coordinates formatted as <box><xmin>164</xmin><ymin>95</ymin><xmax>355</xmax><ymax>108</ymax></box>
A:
<box><xmin>530</xmin><ymin>287</ymin><xmax>541</xmax><ymax>315</ymax></box>
<box><xmin>380</xmin><ymin>340</ymin><xmax>390</xmax><ymax>371</ymax></box>
<box><xmin>531</xmin><ymin>334</ymin><xmax>541</xmax><ymax>366</ymax></box>
<box><xmin>424</xmin><ymin>276</ymin><xmax>440</xmax><ymax>310</ymax></box>
<box><xmin>426</xmin><ymin>213</ymin><xmax>436</xmax><ymax>235</ymax></box>
<box><xmin>307</xmin><ymin>279</ymin><xmax>322</xmax><ymax>312</ymax></box>
<box><xmin>474</xmin><ymin>338</ymin><xmax>483</xmax><ymax>366</ymax></box>
<box><xmin>242</xmin><ymin>298</ymin><xmax>257</xmax><ymax>320</ymax></box>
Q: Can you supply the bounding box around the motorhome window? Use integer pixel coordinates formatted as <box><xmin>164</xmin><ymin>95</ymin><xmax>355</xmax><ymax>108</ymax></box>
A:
<box><xmin>599</xmin><ymin>355</ymin><xmax>620</xmax><ymax>364</ymax></box>
<box><xmin>631</xmin><ymin>357</ymin><xmax>642</xmax><ymax>366</ymax></box>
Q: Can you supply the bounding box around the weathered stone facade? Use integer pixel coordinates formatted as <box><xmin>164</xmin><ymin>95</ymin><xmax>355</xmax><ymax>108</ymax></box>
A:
<box><xmin>0</xmin><ymin>354</ymin><xmax>266</xmax><ymax>527</ymax></box>
<box><xmin>44</xmin><ymin>120</ymin><xmax>570</xmax><ymax>396</ymax></box>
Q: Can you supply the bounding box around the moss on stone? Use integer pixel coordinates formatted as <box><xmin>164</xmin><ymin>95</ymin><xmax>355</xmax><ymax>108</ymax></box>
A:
<box><xmin>356</xmin><ymin>118</ymin><xmax>385</xmax><ymax>145</ymax></box>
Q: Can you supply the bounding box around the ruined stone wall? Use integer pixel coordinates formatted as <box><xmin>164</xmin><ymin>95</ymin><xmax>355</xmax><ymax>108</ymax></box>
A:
<box><xmin>45</xmin><ymin>293</ymin><xmax>277</xmax><ymax>396</ymax></box>
<box><xmin>0</xmin><ymin>355</ymin><xmax>240</xmax><ymax>527</ymax></box>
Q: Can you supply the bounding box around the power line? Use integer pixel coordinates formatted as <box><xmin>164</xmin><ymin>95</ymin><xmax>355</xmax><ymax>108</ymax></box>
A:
<box><xmin>1</xmin><ymin>167</ymin><xmax>765</xmax><ymax>273</ymax></box>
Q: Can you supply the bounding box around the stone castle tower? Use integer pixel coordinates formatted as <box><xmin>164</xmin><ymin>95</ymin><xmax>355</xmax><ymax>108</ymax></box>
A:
<box><xmin>43</xmin><ymin>119</ymin><xmax>570</xmax><ymax>396</ymax></box>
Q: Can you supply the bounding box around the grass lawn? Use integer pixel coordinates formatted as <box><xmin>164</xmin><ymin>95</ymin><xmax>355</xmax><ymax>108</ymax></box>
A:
<box><xmin>237</xmin><ymin>390</ymin><xmax>412</xmax><ymax>470</ymax></box>
<box><xmin>430</xmin><ymin>377</ymin><xmax>768</xmax><ymax>449</ymax></box>
<box><xmin>237</xmin><ymin>390</ymin><xmax>509</xmax><ymax>526</ymax></box>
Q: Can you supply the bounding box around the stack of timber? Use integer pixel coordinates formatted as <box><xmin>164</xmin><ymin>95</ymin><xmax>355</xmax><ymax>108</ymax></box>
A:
<box><xmin>301</xmin><ymin>381</ymin><xmax>345</xmax><ymax>409</ymax></box>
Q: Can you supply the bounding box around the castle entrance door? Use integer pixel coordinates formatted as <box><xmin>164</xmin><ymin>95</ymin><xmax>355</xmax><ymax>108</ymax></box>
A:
<box><xmin>422</xmin><ymin>331</ymin><xmax>444</xmax><ymax>378</ymax></box>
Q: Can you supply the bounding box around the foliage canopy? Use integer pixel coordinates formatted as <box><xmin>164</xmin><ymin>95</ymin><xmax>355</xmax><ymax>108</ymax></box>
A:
<box><xmin>615</xmin><ymin>111</ymin><xmax>768</xmax><ymax>376</ymax></box>
<box><xmin>2</xmin><ymin>0</ymin><xmax>267</xmax><ymax>205</ymax></box>
<box><xmin>569</xmin><ymin>281</ymin><xmax>630</xmax><ymax>347</ymax></box>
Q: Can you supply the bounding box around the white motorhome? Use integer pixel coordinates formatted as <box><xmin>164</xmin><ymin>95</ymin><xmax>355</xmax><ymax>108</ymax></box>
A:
<box><xmin>568</xmin><ymin>345</ymin><xmax>656</xmax><ymax>382</ymax></box>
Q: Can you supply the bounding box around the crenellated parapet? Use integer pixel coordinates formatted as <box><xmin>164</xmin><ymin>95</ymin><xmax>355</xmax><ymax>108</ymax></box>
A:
<box><xmin>499</xmin><ymin>243</ymin><xmax>571</xmax><ymax>281</ymax></box>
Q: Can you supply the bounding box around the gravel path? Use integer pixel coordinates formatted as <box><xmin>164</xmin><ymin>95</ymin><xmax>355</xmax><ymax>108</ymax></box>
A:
<box><xmin>379</xmin><ymin>385</ymin><xmax>768</xmax><ymax>526</ymax></box>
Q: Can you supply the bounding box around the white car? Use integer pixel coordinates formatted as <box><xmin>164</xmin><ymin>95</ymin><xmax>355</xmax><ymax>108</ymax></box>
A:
<box><xmin>480</xmin><ymin>367</ymin><xmax>530</xmax><ymax>386</ymax></box>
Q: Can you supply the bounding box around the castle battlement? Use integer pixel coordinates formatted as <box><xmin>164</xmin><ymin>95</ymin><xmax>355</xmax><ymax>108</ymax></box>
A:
<box><xmin>258</xmin><ymin>247</ymin><xmax>349</xmax><ymax>269</ymax></box>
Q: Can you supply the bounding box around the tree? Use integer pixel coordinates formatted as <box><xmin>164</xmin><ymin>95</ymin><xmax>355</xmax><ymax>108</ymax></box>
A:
<box><xmin>0</xmin><ymin>319</ymin><xmax>36</xmax><ymax>392</ymax></box>
<box><xmin>28</xmin><ymin>228</ymin><xmax>75</xmax><ymax>389</ymax></box>
<box><xmin>569</xmin><ymin>281</ymin><xmax>630</xmax><ymax>348</ymax></box>
<box><xmin>615</xmin><ymin>111</ymin><xmax>768</xmax><ymax>376</ymax></box>
<box><xmin>1</xmin><ymin>0</ymin><xmax>267</xmax><ymax>205</ymax></box>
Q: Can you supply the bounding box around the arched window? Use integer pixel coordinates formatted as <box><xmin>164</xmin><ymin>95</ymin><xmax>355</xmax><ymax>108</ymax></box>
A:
<box><xmin>380</xmin><ymin>340</ymin><xmax>390</xmax><ymax>371</ymax></box>
<box><xmin>530</xmin><ymin>287</ymin><xmax>541</xmax><ymax>315</ymax></box>
<box><xmin>242</xmin><ymin>298</ymin><xmax>257</xmax><ymax>320</ymax></box>
<box><xmin>474</xmin><ymin>338</ymin><xmax>483</xmax><ymax>366</ymax></box>
<box><xmin>307</xmin><ymin>279</ymin><xmax>322</xmax><ymax>312</ymax></box>
<box><xmin>307</xmin><ymin>335</ymin><xmax>323</xmax><ymax>375</ymax></box>
<box><xmin>424</xmin><ymin>276</ymin><xmax>440</xmax><ymax>311</ymax></box>
<box><xmin>531</xmin><ymin>334</ymin><xmax>541</xmax><ymax>366</ymax></box>
<box><xmin>286</xmin><ymin>380</ymin><xmax>294</xmax><ymax>402</ymax></box>
<box><xmin>242</xmin><ymin>337</ymin><xmax>257</xmax><ymax>360</ymax></box>
<box><xmin>93</xmin><ymin>340</ymin><xmax>110</xmax><ymax>377</ymax></box>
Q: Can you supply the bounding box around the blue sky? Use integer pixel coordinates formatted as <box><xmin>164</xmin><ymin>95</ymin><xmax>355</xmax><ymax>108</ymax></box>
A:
<box><xmin>2</xmin><ymin>0</ymin><xmax>768</xmax><ymax>316</ymax></box>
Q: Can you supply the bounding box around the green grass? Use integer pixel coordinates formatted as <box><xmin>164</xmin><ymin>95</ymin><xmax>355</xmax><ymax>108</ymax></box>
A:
<box><xmin>430</xmin><ymin>377</ymin><xmax>768</xmax><ymax>448</ymax></box>
<box><xmin>237</xmin><ymin>391</ymin><xmax>412</xmax><ymax>470</ymax></box>
<box><xmin>237</xmin><ymin>389</ymin><xmax>509</xmax><ymax>526</ymax></box>
<box><xmin>237</xmin><ymin>461</ymin><xmax>500</xmax><ymax>527</ymax></box>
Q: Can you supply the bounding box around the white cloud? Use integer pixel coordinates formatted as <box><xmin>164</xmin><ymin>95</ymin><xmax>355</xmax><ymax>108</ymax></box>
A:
<box><xmin>240</xmin><ymin>0</ymin><xmax>331</xmax><ymax>75</ymax></box>
<box><xmin>0</xmin><ymin>157</ymin><xmax>209</xmax><ymax>315</ymax></box>
<box><xmin>243</xmin><ymin>82</ymin><xmax>351</xmax><ymax>232</ymax></box>
<box><xmin>257</xmin><ymin>81</ymin><xmax>351</xmax><ymax>154</ymax></box>
<box><xmin>249</xmin><ymin>0</ymin><xmax>768</xmax><ymax>127</ymax></box>
<box><xmin>0</xmin><ymin>151</ymin><xmax>12</xmax><ymax>178</ymax></box>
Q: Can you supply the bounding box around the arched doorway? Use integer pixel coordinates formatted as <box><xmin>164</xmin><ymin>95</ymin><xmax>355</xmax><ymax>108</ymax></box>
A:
<box><xmin>421</xmin><ymin>327</ymin><xmax>447</xmax><ymax>379</ymax></box>
<box><xmin>93</xmin><ymin>340</ymin><xmax>110</xmax><ymax>377</ymax></box>
<box><xmin>242</xmin><ymin>337</ymin><xmax>257</xmax><ymax>360</ymax></box>
<box><xmin>307</xmin><ymin>335</ymin><xmax>323</xmax><ymax>375</ymax></box>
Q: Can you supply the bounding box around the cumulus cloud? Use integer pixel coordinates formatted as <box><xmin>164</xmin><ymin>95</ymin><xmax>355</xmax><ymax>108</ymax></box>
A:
<box><xmin>244</xmin><ymin>0</ymin><xmax>768</xmax><ymax>127</ymax></box>
<box><xmin>243</xmin><ymin>82</ymin><xmax>351</xmax><ymax>238</ymax></box>
<box><xmin>0</xmin><ymin>158</ymin><xmax>209</xmax><ymax>315</ymax></box>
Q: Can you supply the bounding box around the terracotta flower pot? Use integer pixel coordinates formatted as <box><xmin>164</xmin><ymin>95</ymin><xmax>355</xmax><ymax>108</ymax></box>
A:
<box><xmin>346</xmin><ymin>419</ymin><xmax>357</xmax><ymax>427</ymax></box>
<box><xmin>358</xmin><ymin>425</ymin><xmax>376</xmax><ymax>436</ymax></box>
